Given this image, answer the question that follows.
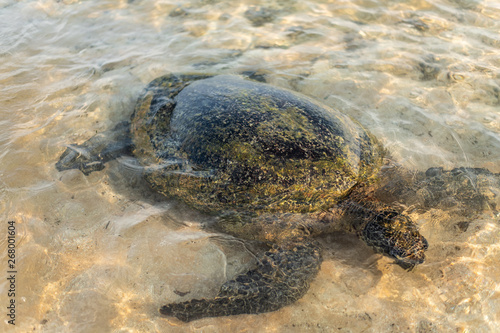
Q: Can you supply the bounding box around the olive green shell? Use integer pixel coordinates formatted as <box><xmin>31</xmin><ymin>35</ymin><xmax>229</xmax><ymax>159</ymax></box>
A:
<box><xmin>131</xmin><ymin>74</ymin><xmax>383</xmax><ymax>213</ymax></box>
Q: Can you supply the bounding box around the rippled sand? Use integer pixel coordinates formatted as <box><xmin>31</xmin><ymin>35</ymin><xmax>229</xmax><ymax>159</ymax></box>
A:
<box><xmin>1</xmin><ymin>0</ymin><xmax>499</xmax><ymax>332</ymax></box>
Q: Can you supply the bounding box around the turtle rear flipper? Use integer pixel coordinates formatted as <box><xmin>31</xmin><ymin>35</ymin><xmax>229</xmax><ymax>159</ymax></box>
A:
<box><xmin>56</xmin><ymin>121</ymin><xmax>132</xmax><ymax>175</ymax></box>
<box><xmin>160</xmin><ymin>241</ymin><xmax>321</xmax><ymax>322</ymax></box>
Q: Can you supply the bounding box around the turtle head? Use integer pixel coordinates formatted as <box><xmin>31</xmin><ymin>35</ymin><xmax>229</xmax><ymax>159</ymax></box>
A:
<box><xmin>361</xmin><ymin>212</ymin><xmax>428</xmax><ymax>270</ymax></box>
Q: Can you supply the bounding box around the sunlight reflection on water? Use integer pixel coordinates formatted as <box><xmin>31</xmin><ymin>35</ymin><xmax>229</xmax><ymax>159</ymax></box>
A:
<box><xmin>0</xmin><ymin>0</ymin><xmax>499</xmax><ymax>332</ymax></box>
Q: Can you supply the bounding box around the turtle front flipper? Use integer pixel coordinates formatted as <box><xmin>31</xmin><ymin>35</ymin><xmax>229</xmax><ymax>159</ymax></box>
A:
<box><xmin>56</xmin><ymin>121</ymin><xmax>132</xmax><ymax>175</ymax></box>
<box><xmin>375</xmin><ymin>165</ymin><xmax>499</xmax><ymax>216</ymax></box>
<box><xmin>415</xmin><ymin>167</ymin><xmax>500</xmax><ymax>216</ymax></box>
<box><xmin>160</xmin><ymin>241</ymin><xmax>322</xmax><ymax>322</ymax></box>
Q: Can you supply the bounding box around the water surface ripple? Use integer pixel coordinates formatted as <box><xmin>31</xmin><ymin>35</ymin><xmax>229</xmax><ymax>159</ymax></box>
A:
<box><xmin>0</xmin><ymin>0</ymin><xmax>499</xmax><ymax>332</ymax></box>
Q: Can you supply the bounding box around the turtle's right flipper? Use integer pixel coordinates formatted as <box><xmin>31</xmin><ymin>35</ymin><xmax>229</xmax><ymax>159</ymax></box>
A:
<box><xmin>159</xmin><ymin>241</ymin><xmax>321</xmax><ymax>322</ymax></box>
<box><xmin>56</xmin><ymin>121</ymin><xmax>132</xmax><ymax>175</ymax></box>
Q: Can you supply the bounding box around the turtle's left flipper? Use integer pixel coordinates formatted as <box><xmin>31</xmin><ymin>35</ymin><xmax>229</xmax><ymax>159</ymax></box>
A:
<box><xmin>416</xmin><ymin>167</ymin><xmax>500</xmax><ymax>216</ymax></box>
<box><xmin>375</xmin><ymin>166</ymin><xmax>499</xmax><ymax>216</ymax></box>
<box><xmin>159</xmin><ymin>241</ymin><xmax>322</xmax><ymax>322</ymax></box>
<box><xmin>56</xmin><ymin>121</ymin><xmax>132</xmax><ymax>175</ymax></box>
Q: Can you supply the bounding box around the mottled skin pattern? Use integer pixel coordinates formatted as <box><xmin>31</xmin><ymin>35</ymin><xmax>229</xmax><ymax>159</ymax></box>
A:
<box><xmin>54</xmin><ymin>74</ymin><xmax>500</xmax><ymax>322</ymax></box>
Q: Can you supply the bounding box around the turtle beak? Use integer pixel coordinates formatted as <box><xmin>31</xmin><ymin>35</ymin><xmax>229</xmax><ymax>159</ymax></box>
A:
<box><xmin>361</xmin><ymin>212</ymin><xmax>428</xmax><ymax>270</ymax></box>
<box><xmin>393</xmin><ymin>236</ymin><xmax>428</xmax><ymax>270</ymax></box>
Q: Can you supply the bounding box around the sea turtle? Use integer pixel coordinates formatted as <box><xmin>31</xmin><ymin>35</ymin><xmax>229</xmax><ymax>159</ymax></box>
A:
<box><xmin>56</xmin><ymin>73</ymin><xmax>498</xmax><ymax>322</ymax></box>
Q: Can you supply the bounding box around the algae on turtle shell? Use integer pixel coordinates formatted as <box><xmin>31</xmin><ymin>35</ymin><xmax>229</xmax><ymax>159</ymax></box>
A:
<box><xmin>56</xmin><ymin>73</ymin><xmax>499</xmax><ymax>322</ymax></box>
<box><xmin>131</xmin><ymin>74</ymin><xmax>383</xmax><ymax>214</ymax></box>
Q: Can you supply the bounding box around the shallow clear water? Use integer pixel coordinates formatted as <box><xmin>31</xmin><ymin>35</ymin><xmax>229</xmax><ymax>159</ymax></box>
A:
<box><xmin>1</xmin><ymin>0</ymin><xmax>499</xmax><ymax>332</ymax></box>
